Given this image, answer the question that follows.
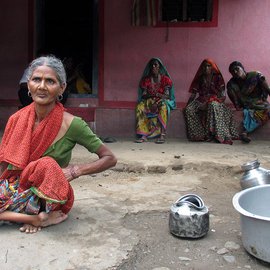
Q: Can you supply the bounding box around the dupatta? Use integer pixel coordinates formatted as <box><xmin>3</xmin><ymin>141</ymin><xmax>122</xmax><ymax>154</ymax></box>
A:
<box><xmin>0</xmin><ymin>102</ymin><xmax>74</xmax><ymax>213</ymax></box>
<box><xmin>189</xmin><ymin>58</ymin><xmax>224</xmax><ymax>93</ymax></box>
<box><xmin>138</xmin><ymin>57</ymin><xmax>176</xmax><ymax>115</ymax></box>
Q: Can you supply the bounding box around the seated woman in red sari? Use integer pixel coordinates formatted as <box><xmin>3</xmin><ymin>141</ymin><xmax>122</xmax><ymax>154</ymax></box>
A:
<box><xmin>184</xmin><ymin>58</ymin><xmax>239</xmax><ymax>144</ymax></box>
<box><xmin>135</xmin><ymin>58</ymin><xmax>176</xmax><ymax>144</ymax></box>
<box><xmin>0</xmin><ymin>55</ymin><xmax>117</xmax><ymax>233</ymax></box>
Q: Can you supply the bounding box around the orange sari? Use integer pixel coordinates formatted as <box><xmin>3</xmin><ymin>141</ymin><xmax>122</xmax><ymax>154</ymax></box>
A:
<box><xmin>0</xmin><ymin>102</ymin><xmax>74</xmax><ymax>214</ymax></box>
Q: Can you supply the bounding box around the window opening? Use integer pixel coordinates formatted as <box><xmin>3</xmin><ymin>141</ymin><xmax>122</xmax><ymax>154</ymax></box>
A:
<box><xmin>158</xmin><ymin>0</ymin><xmax>218</xmax><ymax>26</ymax></box>
<box><xmin>162</xmin><ymin>0</ymin><xmax>213</xmax><ymax>23</ymax></box>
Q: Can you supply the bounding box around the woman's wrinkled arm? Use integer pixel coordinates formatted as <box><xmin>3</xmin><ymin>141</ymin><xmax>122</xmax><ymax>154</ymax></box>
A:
<box><xmin>215</xmin><ymin>74</ymin><xmax>226</xmax><ymax>102</ymax></box>
<box><xmin>140</xmin><ymin>77</ymin><xmax>151</xmax><ymax>100</ymax></box>
<box><xmin>63</xmin><ymin>144</ymin><xmax>117</xmax><ymax>181</ymax></box>
<box><xmin>186</xmin><ymin>92</ymin><xmax>196</xmax><ymax>106</ymax></box>
<box><xmin>227</xmin><ymin>81</ymin><xmax>243</xmax><ymax>110</ymax></box>
<box><xmin>141</xmin><ymin>87</ymin><xmax>150</xmax><ymax>99</ymax></box>
<box><xmin>217</xmin><ymin>85</ymin><xmax>226</xmax><ymax>102</ymax></box>
<box><xmin>260</xmin><ymin>78</ymin><xmax>270</xmax><ymax>100</ymax></box>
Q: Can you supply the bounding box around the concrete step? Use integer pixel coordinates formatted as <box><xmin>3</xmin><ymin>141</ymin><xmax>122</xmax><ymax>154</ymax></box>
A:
<box><xmin>95</xmin><ymin>108</ymin><xmax>270</xmax><ymax>140</ymax></box>
<box><xmin>0</xmin><ymin>107</ymin><xmax>269</xmax><ymax>140</ymax></box>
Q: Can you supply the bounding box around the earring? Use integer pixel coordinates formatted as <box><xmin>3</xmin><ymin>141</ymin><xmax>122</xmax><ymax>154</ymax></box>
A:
<box><xmin>28</xmin><ymin>91</ymin><xmax>32</xmax><ymax>97</ymax></box>
<box><xmin>58</xmin><ymin>94</ymin><xmax>63</xmax><ymax>101</ymax></box>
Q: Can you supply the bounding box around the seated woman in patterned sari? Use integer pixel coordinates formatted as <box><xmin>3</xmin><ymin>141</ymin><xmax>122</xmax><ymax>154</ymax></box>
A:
<box><xmin>135</xmin><ymin>58</ymin><xmax>176</xmax><ymax>144</ymax></box>
<box><xmin>227</xmin><ymin>61</ymin><xmax>270</xmax><ymax>143</ymax></box>
<box><xmin>184</xmin><ymin>58</ymin><xmax>239</xmax><ymax>144</ymax></box>
<box><xmin>0</xmin><ymin>55</ymin><xmax>117</xmax><ymax>233</ymax></box>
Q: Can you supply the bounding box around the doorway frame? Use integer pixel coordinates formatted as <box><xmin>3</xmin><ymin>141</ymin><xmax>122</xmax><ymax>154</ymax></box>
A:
<box><xmin>29</xmin><ymin>0</ymin><xmax>100</xmax><ymax>98</ymax></box>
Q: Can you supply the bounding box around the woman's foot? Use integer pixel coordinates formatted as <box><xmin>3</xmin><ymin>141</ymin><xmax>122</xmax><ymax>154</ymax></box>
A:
<box><xmin>19</xmin><ymin>224</ymin><xmax>41</xmax><ymax>234</ymax></box>
<box><xmin>240</xmin><ymin>132</ymin><xmax>251</xmax><ymax>143</ymax></box>
<box><xmin>135</xmin><ymin>136</ymin><xmax>147</xmax><ymax>143</ymax></box>
<box><xmin>19</xmin><ymin>211</ymin><xmax>68</xmax><ymax>234</ymax></box>
<box><xmin>155</xmin><ymin>134</ymin><xmax>166</xmax><ymax>144</ymax></box>
<box><xmin>205</xmin><ymin>136</ymin><xmax>214</xmax><ymax>142</ymax></box>
<box><xmin>223</xmin><ymin>140</ymin><xmax>233</xmax><ymax>145</ymax></box>
<box><xmin>38</xmin><ymin>211</ymin><xmax>68</xmax><ymax>227</ymax></box>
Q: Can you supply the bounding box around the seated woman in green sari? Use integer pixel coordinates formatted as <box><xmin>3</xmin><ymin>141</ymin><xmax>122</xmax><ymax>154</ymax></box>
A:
<box><xmin>227</xmin><ymin>61</ymin><xmax>270</xmax><ymax>143</ymax></box>
<box><xmin>135</xmin><ymin>58</ymin><xmax>176</xmax><ymax>144</ymax></box>
<box><xmin>0</xmin><ymin>55</ymin><xmax>117</xmax><ymax>233</ymax></box>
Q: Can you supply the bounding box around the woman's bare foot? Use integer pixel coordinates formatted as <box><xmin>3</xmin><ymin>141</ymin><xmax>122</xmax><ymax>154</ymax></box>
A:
<box><xmin>19</xmin><ymin>211</ymin><xmax>68</xmax><ymax>233</ymax></box>
<box><xmin>38</xmin><ymin>211</ymin><xmax>68</xmax><ymax>227</ymax></box>
<box><xmin>19</xmin><ymin>224</ymin><xmax>41</xmax><ymax>234</ymax></box>
<box><xmin>37</xmin><ymin>211</ymin><xmax>68</xmax><ymax>227</ymax></box>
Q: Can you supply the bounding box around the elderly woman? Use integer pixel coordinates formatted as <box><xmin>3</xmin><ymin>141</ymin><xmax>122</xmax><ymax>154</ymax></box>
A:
<box><xmin>184</xmin><ymin>59</ymin><xmax>239</xmax><ymax>144</ymax></box>
<box><xmin>227</xmin><ymin>61</ymin><xmax>270</xmax><ymax>143</ymax></box>
<box><xmin>135</xmin><ymin>58</ymin><xmax>176</xmax><ymax>144</ymax></box>
<box><xmin>0</xmin><ymin>55</ymin><xmax>117</xmax><ymax>233</ymax></box>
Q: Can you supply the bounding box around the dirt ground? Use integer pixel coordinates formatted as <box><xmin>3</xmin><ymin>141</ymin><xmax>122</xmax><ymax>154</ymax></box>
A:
<box><xmin>108</xmin><ymin>139</ymin><xmax>270</xmax><ymax>270</ymax></box>
<box><xmin>1</xmin><ymin>138</ymin><xmax>270</xmax><ymax>270</ymax></box>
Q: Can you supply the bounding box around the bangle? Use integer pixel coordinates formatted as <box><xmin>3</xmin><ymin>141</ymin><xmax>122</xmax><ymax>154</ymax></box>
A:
<box><xmin>70</xmin><ymin>165</ymin><xmax>78</xmax><ymax>179</ymax></box>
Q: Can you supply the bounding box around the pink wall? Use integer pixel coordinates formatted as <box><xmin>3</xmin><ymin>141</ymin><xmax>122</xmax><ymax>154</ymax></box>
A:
<box><xmin>103</xmin><ymin>0</ymin><xmax>270</xmax><ymax>106</ymax></box>
<box><xmin>1</xmin><ymin>0</ymin><xmax>270</xmax><ymax>106</ymax></box>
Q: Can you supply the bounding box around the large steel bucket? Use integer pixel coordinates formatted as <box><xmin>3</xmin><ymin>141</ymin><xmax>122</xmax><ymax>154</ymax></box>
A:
<box><xmin>233</xmin><ymin>185</ymin><xmax>270</xmax><ymax>263</ymax></box>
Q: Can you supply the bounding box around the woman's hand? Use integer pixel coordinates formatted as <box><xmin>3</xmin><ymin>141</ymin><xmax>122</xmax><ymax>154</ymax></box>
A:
<box><xmin>156</xmin><ymin>92</ymin><xmax>169</xmax><ymax>100</ymax></box>
<box><xmin>141</xmin><ymin>89</ymin><xmax>150</xmax><ymax>99</ymax></box>
<box><xmin>62</xmin><ymin>165</ymin><xmax>80</xmax><ymax>182</ymax></box>
<box><xmin>156</xmin><ymin>99</ymin><xmax>164</xmax><ymax>108</ymax></box>
<box><xmin>198</xmin><ymin>102</ymin><xmax>207</xmax><ymax>111</ymax></box>
<box><xmin>63</xmin><ymin>145</ymin><xmax>117</xmax><ymax>182</ymax></box>
<box><xmin>150</xmin><ymin>103</ymin><xmax>158</xmax><ymax>113</ymax></box>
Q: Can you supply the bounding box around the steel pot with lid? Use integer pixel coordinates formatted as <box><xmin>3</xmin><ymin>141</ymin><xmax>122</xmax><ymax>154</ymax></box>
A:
<box><xmin>240</xmin><ymin>159</ymin><xmax>270</xmax><ymax>189</ymax></box>
<box><xmin>169</xmin><ymin>194</ymin><xmax>209</xmax><ymax>238</ymax></box>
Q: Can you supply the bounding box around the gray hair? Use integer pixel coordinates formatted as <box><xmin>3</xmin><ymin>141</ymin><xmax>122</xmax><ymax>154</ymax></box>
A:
<box><xmin>26</xmin><ymin>55</ymin><xmax>67</xmax><ymax>85</ymax></box>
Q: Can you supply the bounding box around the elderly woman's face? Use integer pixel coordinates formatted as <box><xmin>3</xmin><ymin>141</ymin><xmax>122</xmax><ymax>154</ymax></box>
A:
<box><xmin>150</xmin><ymin>60</ymin><xmax>160</xmax><ymax>76</ymax></box>
<box><xmin>28</xmin><ymin>65</ymin><xmax>66</xmax><ymax>105</ymax></box>
<box><xmin>230</xmin><ymin>65</ymin><xmax>246</xmax><ymax>79</ymax></box>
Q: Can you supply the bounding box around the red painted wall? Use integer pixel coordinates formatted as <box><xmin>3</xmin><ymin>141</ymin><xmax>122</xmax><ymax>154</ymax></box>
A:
<box><xmin>102</xmin><ymin>0</ymin><xmax>270</xmax><ymax>107</ymax></box>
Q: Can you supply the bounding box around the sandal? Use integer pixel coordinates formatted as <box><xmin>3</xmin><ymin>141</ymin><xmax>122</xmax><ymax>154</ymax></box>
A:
<box><xmin>240</xmin><ymin>133</ymin><xmax>251</xmax><ymax>143</ymax></box>
<box><xmin>103</xmin><ymin>137</ymin><xmax>117</xmax><ymax>143</ymax></box>
<box><xmin>135</xmin><ymin>136</ymin><xmax>147</xmax><ymax>143</ymax></box>
<box><xmin>205</xmin><ymin>136</ymin><xmax>214</xmax><ymax>142</ymax></box>
<box><xmin>155</xmin><ymin>134</ymin><xmax>166</xmax><ymax>144</ymax></box>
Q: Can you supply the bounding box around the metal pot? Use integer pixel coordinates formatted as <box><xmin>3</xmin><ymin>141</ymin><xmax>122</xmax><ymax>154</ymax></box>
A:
<box><xmin>240</xmin><ymin>160</ymin><xmax>270</xmax><ymax>189</ymax></box>
<box><xmin>233</xmin><ymin>185</ymin><xmax>270</xmax><ymax>263</ymax></box>
<box><xmin>169</xmin><ymin>194</ymin><xmax>209</xmax><ymax>238</ymax></box>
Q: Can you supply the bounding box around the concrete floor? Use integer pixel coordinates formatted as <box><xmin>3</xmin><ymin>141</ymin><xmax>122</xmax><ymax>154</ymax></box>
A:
<box><xmin>0</xmin><ymin>139</ymin><xmax>270</xmax><ymax>270</ymax></box>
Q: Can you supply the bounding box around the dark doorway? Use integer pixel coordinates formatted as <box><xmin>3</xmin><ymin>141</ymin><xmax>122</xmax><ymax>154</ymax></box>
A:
<box><xmin>35</xmin><ymin>0</ymin><xmax>98</xmax><ymax>96</ymax></box>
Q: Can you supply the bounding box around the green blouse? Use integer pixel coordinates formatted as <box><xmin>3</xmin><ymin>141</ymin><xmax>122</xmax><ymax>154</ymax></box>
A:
<box><xmin>43</xmin><ymin>117</ymin><xmax>103</xmax><ymax>168</ymax></box>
